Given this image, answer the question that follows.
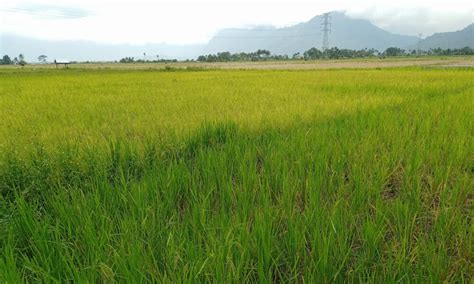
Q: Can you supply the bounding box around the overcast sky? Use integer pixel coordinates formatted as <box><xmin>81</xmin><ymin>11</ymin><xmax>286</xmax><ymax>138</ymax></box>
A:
<box><xmin>1</xmin><ymin>0</ymin><xmax>473</xmax><ymax>44</ymax></box>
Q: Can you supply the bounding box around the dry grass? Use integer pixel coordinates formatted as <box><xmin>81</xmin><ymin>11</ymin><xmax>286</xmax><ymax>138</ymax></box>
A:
<box><xmin>9</xmin><ymin>56</ymin><xmax>474</xmax><ymax>71</ymax></box>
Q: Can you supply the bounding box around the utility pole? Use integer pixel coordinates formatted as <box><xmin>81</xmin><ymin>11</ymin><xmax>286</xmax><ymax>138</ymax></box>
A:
<box><xmin>417</xmin><ymin>33</ymin><xmax>423</xmax><ymax>56</ymax></box>
<box><xmin>321</xmin><ymin>12</ymin><xmax>331</xmax><ymax>54</ymax></box>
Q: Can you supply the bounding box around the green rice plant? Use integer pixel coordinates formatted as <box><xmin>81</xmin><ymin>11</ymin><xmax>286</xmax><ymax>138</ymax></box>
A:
<box><xmin>0</xmin><ymin>67</ymin><xmax>472</xmax><ymax>282</ymax></box>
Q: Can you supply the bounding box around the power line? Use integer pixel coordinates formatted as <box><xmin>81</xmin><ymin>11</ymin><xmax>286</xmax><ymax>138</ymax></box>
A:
<box><xmin>0</xmin><ymin>8</ymin><xmax>85</xmax><ymax>19</ymax></box>
<box><xmin>5</xmin><ymin>7</ymin><xmax>84</xmax><ymax>18</ymax></box>
<box><xmin>213</xmin><ymin>33</ymin><xmax>321</xmax><ymax>39</ymax></box>
<box><xmin>215</xmin><ymin>24</ymin><xmax>327</xmax><ymax>33</ymax></box>
<box><xmin>321</xmin><ymin>12</ymin><xmax>331</xmax><ymax>52</ymax></box>
<box><xmin>417</xmin><ymin>33</ymin><xmax>423</xmax><ymax>56</ymax></box>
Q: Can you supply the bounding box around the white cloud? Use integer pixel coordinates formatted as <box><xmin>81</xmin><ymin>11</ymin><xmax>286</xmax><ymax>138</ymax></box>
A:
<box><xmin>1</xmin><ymin>0</ymin><xmax>473</xmax><ymax>44</ymax></box>
<box><xmin>346</xmin><ymin>6</ymin><xmax>474</xmax><ymax>36</ymax></box>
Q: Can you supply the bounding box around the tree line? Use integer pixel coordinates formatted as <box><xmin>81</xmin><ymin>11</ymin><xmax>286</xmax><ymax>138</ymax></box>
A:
<box><xmin>0</xmin><ymin>54</ymin><xmax>27</xmax><ymax>66</ymax></box>
<box><xmin>197</xmin><ymin>49</ymin><xmax>289</xmax><ymax>62</ymax></box>
<box><xmin>119</xmin><ymin>57</ymin><xmax>178</xmax><ymax>63</ymax></box>
<box><xmin>1</xmin><ymin>46</ymin><xmax>472</xmax><ymax>65</ymax></box>
<box><xmin>0</xmin><ymin>54</ymin><xmax>50</xmax><ymax>65</ymax></box>
<box><xmin>428</xmin><ymin>47</ymin><xmax>474</xmax><ymax>56</ymax></box>
<box><xmin>196</xmin><ymin>46</ymin><xmax>474</xmax><ymax>62</ymax></box>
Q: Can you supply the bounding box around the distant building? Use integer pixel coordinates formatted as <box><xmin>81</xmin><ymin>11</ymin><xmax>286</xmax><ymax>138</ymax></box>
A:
<box><xmin>54</xmin><ymin>59</ymin><xmax>71</xmax><ymax>68</ymax></box>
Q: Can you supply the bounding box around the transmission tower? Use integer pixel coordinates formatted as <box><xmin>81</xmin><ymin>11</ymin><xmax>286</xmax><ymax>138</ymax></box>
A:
<box><xmin>321</xmin><ymin>12</ymin><xmax>331</xmax><ymax>52</ymax></box>
<box><xmin>417</xmin><ymin>33</ymin><xmax>423</xmax><ymax>56</ymax></box>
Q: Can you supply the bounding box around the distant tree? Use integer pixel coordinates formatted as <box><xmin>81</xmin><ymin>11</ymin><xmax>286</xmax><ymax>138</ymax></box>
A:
<box><xmin>38</xmin><ymin>55</ymin><xmax>48</xmax><ymax>63</ymax></box>
<box><xmin>217</xmin><ymin>52</ymin><xmax>232</xmax><ymax>62</ymax></box>
<box><xmin>12</xmin><ymin>57</ymin><xmax>19</xmax><ymax>65</ymax></box>
<box><xmin>292</xmin><ymin>52</ymin><xmax>302</xmax><ymax>59</ymax></box>
<box><xmin>383</xmin><ymin>47</ymin><xmax>405</xmax><ymax>57</ymax></box>
<box><xmin>325</xmin><ymin>47</ymin><xmax>341</xmax><ymax>59</ymax></box>
<box><xmin>1</xmin><ymin>55</ymin><xmax>12</xmax><ymax>65</ymax></box>
<box><xmin>458</xmin><ymin>46</ymin><xmax>474</xmax><ymax>55</ymax></box>
<box><xmin>119</xmin><ymin>57</ymin><xmax>135</xmax><ymax>63</ymax></box>
<box><xmin>303</xmin><ymin>48</ymin><xmax>323</xmax><ymax>60</ymax></box>
<box><xmin>18</xmin><ymin>54</ymin><xmax>26</xmax><ymax>66</ymax></box>
<box><xmin>256</xmin><ymin>49</ymin><xmax>271</xmax><ymax>57</ymax></box>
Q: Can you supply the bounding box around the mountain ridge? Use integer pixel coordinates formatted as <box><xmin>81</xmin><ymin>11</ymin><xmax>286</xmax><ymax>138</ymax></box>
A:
<box><xmin>1</xmin><ymin>11</ymin><xmax>472</xmax><ymax>61</ymax></box>
<box><xmin>203</xmin><ymin>12</ymin><xmax>419</xmax><ymax>55</ymax></box>
<box><xmin>416</xmin><ymin>24</ymin><xmax>474</xmax><ymax>49</ymax></box>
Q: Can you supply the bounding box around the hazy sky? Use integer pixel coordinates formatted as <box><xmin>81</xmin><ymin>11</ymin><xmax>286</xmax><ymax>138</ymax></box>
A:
<box><xmin>1</xmin><ymin>0</ymin><xmax>473</xmax><ymax>44</ymax></box>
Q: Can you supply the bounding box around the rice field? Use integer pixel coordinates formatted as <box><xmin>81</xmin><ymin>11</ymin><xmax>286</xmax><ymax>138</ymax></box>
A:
<box><xmin>0</xmin><ymin>67</ymin><xmax>473</xmax><ymax>282</ymax></box>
